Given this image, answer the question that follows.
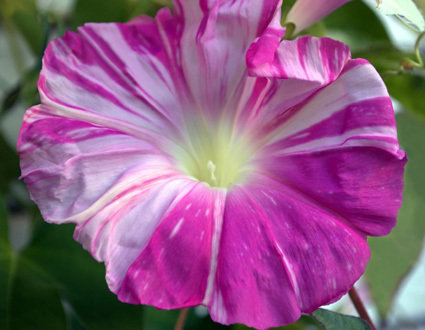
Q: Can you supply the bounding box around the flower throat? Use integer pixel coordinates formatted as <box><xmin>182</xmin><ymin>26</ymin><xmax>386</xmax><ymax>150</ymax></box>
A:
<box><xmin>176</xmin><ymin>122</ymin><xmax>253</xmax><ymax>188</ymax></box>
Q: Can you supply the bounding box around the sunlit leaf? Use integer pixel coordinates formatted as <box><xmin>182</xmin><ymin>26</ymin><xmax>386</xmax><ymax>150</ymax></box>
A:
<box><xmin>366</xmin><ymin>113</ymin><xmax>425</xmax><ymax>317</ymax></box>
<box><xmin>374</xmin><ymin>0</ymin><xmax>425</xmax><ymax>31</ymax></box>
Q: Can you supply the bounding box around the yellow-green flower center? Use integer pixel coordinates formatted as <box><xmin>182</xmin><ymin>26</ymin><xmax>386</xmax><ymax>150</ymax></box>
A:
<box><xmin>175</xmin><ymin>122</ymin><xmax>253</xmax><ymax>188</ymax></box>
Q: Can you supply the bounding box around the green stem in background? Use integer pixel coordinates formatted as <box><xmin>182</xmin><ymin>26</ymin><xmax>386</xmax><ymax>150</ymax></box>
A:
<box><xmin>348</xmin><ymin>287</ymin><xmax>376</xmax><ymax>330</ymax></box>
<box><xmin>174</xmin><ymin>308</ymin><xmax>189</xmax><ymax>330</ymax></box>
<box><xmin>400</xmin><ymin>31</ymin><xmax>425</xmax><ymax>70</ymax></box>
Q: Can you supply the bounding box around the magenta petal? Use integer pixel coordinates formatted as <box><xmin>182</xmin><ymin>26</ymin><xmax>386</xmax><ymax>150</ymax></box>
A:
<box><xmin>228</xmin><ymin>179</ymin><xmax>370</xmax><ymax>314</ymax></box>
<box><xmin>208</xmin><ymin>187</ymin><xmax>300</xmax><ymax>329</ymax></box>
<box><xmin>237</xmin><ymin>176</ymin><xmax>369</xmax><ymax>313</ymax></box>
<box><xmin>257</xmin><ymin>147</ymin><xmax>406</xmax><ymax>236</ymax></box>
<box><xmin>117</xmin><ymin>184</ymin><xmax>226</xmax><ymax>308</ymax></box>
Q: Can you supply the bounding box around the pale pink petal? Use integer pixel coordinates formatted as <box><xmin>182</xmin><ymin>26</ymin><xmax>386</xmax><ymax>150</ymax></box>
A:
<box><xmin>17</xmin><ymin>105</ymin><xmax>182</xmax><ymax>223</ymax></box>
<box><xmin>258</xmin><ymin>59</ymin><xmax>402</xmax><ymax>156</ymax></box>
<box><xmin>241</xmin><ymin>37</ymin><xmax>351</xmax><ymax>137</ymax></box>
<box><xmin>286</xmin><ymin>0</ymin><xmax>351</xmax><ymax>34</ymax></box>
<box><xmin>39</xmin><ymin>15</ymin><xmax>187</xmax><ymax>140</ymax></box>
<box><xmin>173</xmin><ymin>0</ymin><xmax>282</xmax><ymax>120</ymax></box>
<box><xmin>75</xmin><ymin>178</ymin><xmax>195</xmax><ymax>294</ymax></box>
<box><xmin>117</xmin><ymin>184</ymin><xmax>226</xmax><ymax>308</ymax></box>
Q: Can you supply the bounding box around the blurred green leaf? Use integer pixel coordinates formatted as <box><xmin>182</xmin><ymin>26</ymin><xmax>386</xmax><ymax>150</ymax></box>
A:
<box><xmin>311</xmin><ymin>308</ymin><xmax>371</xmax><ymax>330</ymax></box>
<box><xmin>1</xmin><ymin>201</ymin><xmax>66</xmax><ymax>329</ymax></box>
<box><xmin>72</xmin><ymin>0</ymin><xmax>166</xmax><ymax>28</ymax></box>
<box><xmin>0</xmin><ymin>196</ymin><xmax>10</xmax><ymax>328</ymax></box>
<box><xmin>126</xmin><ymin>0</ymin><xmax>166</xmax><ymax>20</ymax></box>
<box><xmin>1</xmin><ymin>84</ymin><xmax>21</xmax><ymax>115</ymax></box>
<box><xmin>0</xmin><ymin>195</ymin><xmax>8</xmax><ymax>244</ymax></box>
<box><xmin>2</xmin><ymin>0</ymin><xmax>44</xmax><ymax>55</ymax></box>
<box><xmin>310</xmin><ymin>0</ymin><xmax>390</xmax><ymax>52</ymax></box>
<box><xmin>355</xmin><ymin>44</ymin><xmax>410</xmax><ymax>73</ymax></box>
<box><xmin>366</xmin><ymin>113</ymin><xmax>425</xmax><ymax>317</ymax></box>
<box><xmin>0</xmin><ymin>134</ymin><xmax>20</xmax><ymax>194</ymax></box>
<box><xmin>385</xmin><ymin>73</ymin><xmax>425</xmax><ymax>119</ymax></box>
<box><xmin>7</xmin><ymin>256</ymin><xmax>68</xmax><ymax>330</ymax></box>
<box><xmin>0</xmin><ymin>216</ymin><xmax>145</xmax><ymax>329</ymax></box>
<box><xmin>72</xmin><ymin>0</ymin><xmax>129</xmax><ymax>27</ymax></box>
<box><xmin>22</xmin><ymin>220</ymin><xmax>144</xmax><ymax>329</ymax></box>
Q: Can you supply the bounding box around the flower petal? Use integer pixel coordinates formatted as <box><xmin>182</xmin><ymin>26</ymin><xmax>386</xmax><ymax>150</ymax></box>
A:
<box><xmin>39</xmin><ymin>15</ymin><xmax>186</xmax><ymax>139</ymax></box>
<box><xmin>247</xmin><ymin>36</ymin><xmax>351</xmax><ymax>85</ymax></box>
<box><xmin>254</xmin><ymin>58</ymin><xmax>401</xmax><ymax>154</ymax></box>
<box><xmin>286</xmin><ymin>0</ymin><xmax>351</xmax><ymax>34</ymax></box>
<box><xmin>257</xmin><ymin>146</ymin><xmax>406</xmax><ymax>236</ymax></box>
<box><xmin>250</xmin><ymin>58</ymin><xmax>406</xmax><ymax>236</ymax></box>
<box><xmin>75</xmin><ymin>177</ymin><xmax>195</xmax><ymax>294</ymax></box>
<box><xmin>18</xmin><ymin>105</ymin><xmax>182</xmax><ymax>223</ymax></box>
<box><xmin>117</xmin><ymin>183</ymin><xmax>226</xmax><ymax>308</ymax></box>
<box><xmin>207</xmin><ymin>186</ymin><xmax>301</xmax><ymax>329</ymax></box>
<box><xmin>217</xmin><ymin>179</ymin><xmax>369</xmax><ymax>318</ymax></box>
<box><xmin>173</xmin><ymin>0</ymin><xmax>282</xmax><ymax>119</ymax></box>
<box><xmin>241</xmin><ymin>37</ymin><xmax>351</xmax><ymax>138</ymax></box>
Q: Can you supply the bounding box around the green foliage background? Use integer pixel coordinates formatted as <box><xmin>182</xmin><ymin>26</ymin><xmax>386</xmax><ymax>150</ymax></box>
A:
<box><xmin>0</xmin><ymin>0</ymin><xmax>424</xmax><ymax>329</ymax></box>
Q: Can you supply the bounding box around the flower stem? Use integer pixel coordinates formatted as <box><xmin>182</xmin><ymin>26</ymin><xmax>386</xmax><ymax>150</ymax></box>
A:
<box><xmin>348</xmin><ymin>287</ymin><xmax>376</xmax><ymax>330</ymax></box>
<box><xmin>174</xmin><ymin>308</ymin><xmax>189</xmax><ymax>330</ymax></box>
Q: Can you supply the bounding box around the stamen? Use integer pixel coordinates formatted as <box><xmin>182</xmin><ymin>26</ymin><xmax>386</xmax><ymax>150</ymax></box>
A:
<box><xmin>207</xmin><ymin>160</ymin><xmax>217</xmax><ymax>184</ymax></box>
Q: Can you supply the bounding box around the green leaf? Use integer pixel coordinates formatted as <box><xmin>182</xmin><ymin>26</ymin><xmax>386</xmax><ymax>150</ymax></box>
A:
<box><xmin>22</xmin><ymin>220</ymin><xmax>144</xmax><ymax>330</ymax></box>
<box><xmin>0</xmin><ymin>195</ymin><xmax>8</xmax><ymax>244</ymax></box>
<box><xmin>311</xmin><ymin>308</ymin><xmax>371</xmax><ymax>330</ymax></box>
<box><xmin>0</xmin><ymin>213</ymin><xmax>145</xmax><ymax>329</ymax></box>
<box><xmin>354</xmin><ymin>44</ymin><xmax>411</xmax><ymax>74</ymax></box>
<box><xmin>126</xmin><ymin>0</ymin><xmax>166</xmax><ymax>20</ymax></box>
<box><xmin>365</xmin><ymin>113</ymin><xmax>425</xmax><ymax>317</ymax></box>
<box><xmin>7</xmin><ymin>256</ymin><xmax>68</xmax><ymax>330</ymax></box>
<box><xmin>384</xmin><ymin>73</ymin><xmax>425</xmax><ymax>120</ymax></box>
<box><xmin>310</xmin><ymin>0</ymin><xmax>390</xmax><ymax>52</ymax></box>
<box><xmin>6</xmin><ymin>0</ymin><xmax>44</xmax><ymax>55</ymax></box>
<box><xmin>0</xmin><ymin>133</ymin><xmax>20</xmax><ymax>195</ymax></box>
<box><xmin>72</xmin><ymin>0</ymin><xmax>130</xmax><ymax>28</ymax></box>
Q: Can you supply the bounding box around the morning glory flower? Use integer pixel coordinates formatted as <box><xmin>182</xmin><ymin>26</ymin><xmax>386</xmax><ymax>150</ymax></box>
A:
<box><xmin>17</xmin><ymin>0</ymin><xmax>406</xmax><ymax>328</ymax></box>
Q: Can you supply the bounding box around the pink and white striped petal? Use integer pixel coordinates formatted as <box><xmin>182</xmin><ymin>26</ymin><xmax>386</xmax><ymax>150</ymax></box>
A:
<box><xmin>209</xmin><ymin>179</ymin><xmax>370</xmax><ymax>327</ymax></box>
<box><xmin>247</xmin><ymin>36</ymin><xmax>350</xmax><ymax>85</ymax></box>
<box><xmin>240</xmin><ymin>37</ymin><xmax>351</xmax><ymax>135</ymax></box>
<box><xmin>258</xmin><ymin>59</ymin><xmax>401</xmax><ymax>155</ymax></box>
<box><xmin>39</xmin><ymin>16</ymin><xmax>187</xmax><ymax>140</ymax></box>
<box><xmin>286</xmin><ymin>0</ymin><xmax>351</xmax><ymax>34</ymax></box>
<box><xmin>117</xmin><ymin>183</ymin><xmax>226</xmax><ymax>308</ymax></box>
<box><xmin>173</xmin><ymin>0</ymin><xmax>282</xmax><ymax>121</ymax></box>
<box><xmin>256</xmin><ymin>146</ymin><xmax>406</xmax><ymax>236</ymax></box>
<box><xmin>207</xmin><ymin>186</ymin><xmax>301</xmax><ymax>329</ymax></box>
<box><xmin>18</xmin><ymin>105</ymin><xmax>181</xmax><ymax>223</ymax></box>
